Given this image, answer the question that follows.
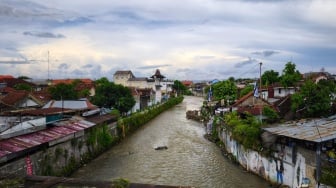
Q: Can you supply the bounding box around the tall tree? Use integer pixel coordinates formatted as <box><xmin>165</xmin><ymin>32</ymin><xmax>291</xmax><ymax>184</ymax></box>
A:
<box><xmin>291</xmin><ymin>79</ymin><xmax>334</xmax><ymax>117</ymax></box>
<box><xmin>280</xmin><ymin>62</ymin><xmax>301</xmax><ymax>87</ymax></box>
<box><xmin>48</xmin><ymin>83</ymin><xmax>78</xmax><ymax>100</ymax></box>
<box><xmin>261</xmin><ymin>70</ymin><xmax>279</xmax><ymax>85</ymax></box>
<box><xmin>91</xmin><ymin>79</ymin><xmax>135</xmax><ymax>114</ymax></box>
<box><xmin>212</xmin><ymin>79</ymin><xmax>237</xmax><ymax>105</ymax></box>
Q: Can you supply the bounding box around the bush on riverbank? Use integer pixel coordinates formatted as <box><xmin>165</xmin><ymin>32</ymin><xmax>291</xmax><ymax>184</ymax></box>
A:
<box><xmin>117</xmin><ymin>96</ymin><xmax>184</xmax><ymax>137</ymax></box>
<box><xmin>212</xmin><ymin>112</ymin><xmax>261</xmax><ymax>151</ymax></box>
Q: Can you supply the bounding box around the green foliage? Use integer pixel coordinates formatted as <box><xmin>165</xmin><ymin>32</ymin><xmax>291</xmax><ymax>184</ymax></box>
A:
<box><xmin>17</xmin><ymin>76</ymin><xmax>31</xmax><ymax>80</ymax></box>
<box><xmin>14</xmin><ymin>83</ymin><xmax>32</xmax><ymax>91</ymax></box>
<box><xmin>48</xmin><ymin>83</ymin><xmax>78</xmax><ymax>100</ymax></box>
<box><xmin>111</xmin><ymin>109</ymin><xmax>121</xmax><ymax>117</ymax></box>
<box><xmin>91</xmin><ymin>78</ymin><xmax>135</xmax><ymax>114</ymax></box>
<box><xmin>212</xmin><ymin>80</ymin><xmax>237</xmax><ymax>105</ymax></box>
<box><xmin>172</xmin><ymin>80</ymin><xmax>191</xmax><ymax>95</ymax></box>
<box><xmin>291</xmin><ymin>80</ymin><xmax>333</xmax><ymax>117</ymax></box>
<box><xmin>280</xmin><ymin>62</ymin><xmax>301</xmax><ymax>87</ymax></box>
<box><xmin>240</xmin><ymin>84</ymin><xmax>254</xmax><ymax>97</ymax></box>
<box><xmin>321</xmin><ymin>168</ymin><xmax>336</xmax><ymax>187</ymax></box>
<box><xmin>223</xmin><ymin>112</ymin><xmax>262</xmax><ymax>149</ymax></box>
<box><xmin>0</xmin><ymin>177</ymin><xmax>24</xmax><ymax>187</ymax></box>
<box><xmin>61</xmin><ymin>156</ymin><xmax>78</xmax><ymax>176</ymax></box>
<box><xmin>261</xmin><ymin>70</ymin><xmax>279</xmax><ymax>86</ymax></box>
<box><xmin>78</xmin><ymin>88</ymin><xmax>91</xmax><ymax>98</ymax></box>
<box><xmin>97</xmin><ymin>125</ymin><xmax>113</xmax><ymax>149</ymax></box>
<box><xmin>112</xmin><ymin>178</ymin><xmax>130</xmax><ymax>188</ymax></box>
<box><xmin>262</xmin><ymin>106</ymin><xmax>279</xmax><ymax>123</ymax></box>
<box><xmin>118</xmin><ymin>96</ymin><xmax>183</xmax><ymax>137</ymax></box>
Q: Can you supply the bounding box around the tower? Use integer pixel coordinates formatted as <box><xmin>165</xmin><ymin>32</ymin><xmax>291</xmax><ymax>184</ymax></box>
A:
<box><xmin>150</xmin><ymin>69</ymin><xmax>165</xmax><ymax>104</ymax></box>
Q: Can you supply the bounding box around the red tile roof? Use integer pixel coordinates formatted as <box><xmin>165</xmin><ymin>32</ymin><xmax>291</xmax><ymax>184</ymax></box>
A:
<box><xmin>182</xmin><ymin>80</ymin><xmax>193</xmax><ymax>87</ymax></box>
<box><xmin>0</xmin><ymin>78</ymin><xmax>35</xmax><ymax>88</ymax></box>
<box><xmin>51</xmin><ymin>78</ymin><xmax>93</xmax><ymax>85</ymax></box>
<box><xmin>0</xmin><ymin>75</ymin><xmax>14</xmax><ymax>79</ymax></box>
<box><xmin>0</xmin><ymin>91</ymin><xmax>29</xmax><ymax>106</ymax></box>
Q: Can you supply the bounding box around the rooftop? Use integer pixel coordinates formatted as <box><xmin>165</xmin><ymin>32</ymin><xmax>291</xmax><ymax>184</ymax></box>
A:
<box><xmin>263</xmin><ymin>115</ymin><xmax>336</xmax><ymax>143</ymax></box>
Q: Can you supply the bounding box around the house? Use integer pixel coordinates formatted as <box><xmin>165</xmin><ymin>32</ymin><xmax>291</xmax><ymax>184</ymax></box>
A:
<box><xmin>232</xmin><ymin>91</ymin><xmax>279</xmax><ymax>119</ymax></box>
<box><xmin>113</xmin><ymin>69</ymin><xmax>172</xmax><ymax>105</ymax></box>
<box><xmin>0</xmin><ymin>76</ymin><xmax>36</xmax><ymax>91</ymax></box>
<box><xmin>302</xmin><ymin>72</ymin><xmax>330</xmax><ymax>83</ymax></box>
<box><xmin>0</xmin><ymin>91</ymin><xmax>44</xmax><ymax>113</ymax></box>
<box><xmin>181</xmin><ymin>80</ymin><xmax>193</xmax><ymax>88</ymax></box>
<box><xmin>129</xmin><ymin>87</ymin><xmax>154</xmax><ymax>112</ymax></box>
<box><xmin>262</xmin><ymin>116</ymin><xmax>336</xmax><ymax>187</ymax></box>
<box><xmin>113</xmin><ymin>70</ymin><xmax>136</xmax><ymax>87</ymax></box>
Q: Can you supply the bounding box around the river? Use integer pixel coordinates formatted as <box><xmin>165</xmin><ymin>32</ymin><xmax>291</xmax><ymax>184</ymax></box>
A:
<box><xmin>71</xmin><ymin>96</ymin><xmax>270</xmax><ymax>188</ymax></box>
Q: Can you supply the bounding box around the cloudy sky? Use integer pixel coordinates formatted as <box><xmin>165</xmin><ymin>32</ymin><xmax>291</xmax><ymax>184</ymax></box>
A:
<box><xmin>0</xmin><ymin>0</ymin><xmax>335</xmax><ymax>81</ymax></box>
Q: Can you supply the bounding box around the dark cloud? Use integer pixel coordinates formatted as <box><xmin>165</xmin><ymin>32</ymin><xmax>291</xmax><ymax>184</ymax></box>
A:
<box><xmin>0</xmin><ymin>60</ymin><xmax>30</xmax><ymax>64</ymax></box>
<box><xmin>58</xmin><ymin>63</ymin><xmax>70</xmax><ymax>69</ymax></box>
<box><xmin>137</xmin><ymin>64</ymin><xmax>171</xmax><ymax>70</ymax></box>
<box><xmin>59</xmin><ymin>17</ymin><xmax>93</xmax><ymax>26</ymax></box>
<box><xmin>23</xmin><ymin>31</ymin><xmax>65</xmax><ymax>38</ymax></box>
<box><xmin>83</xmin><ymin>64</ymin><xmax>93</xmax><ymax>68</ymax></box>
<box><xmin>252</xmin><ymin>50</ymin><xmax>279</xmax><ymax>57</ymax></box>
<box><xmin>235</xmin><ymin>57</ymin><xmax>258</xmax><ymax>68</ymax></box>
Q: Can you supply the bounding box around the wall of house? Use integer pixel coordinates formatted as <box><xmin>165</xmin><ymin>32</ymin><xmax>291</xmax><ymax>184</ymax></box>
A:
<box><xmin>128</xmin><ymin>80</ymin><xmax>149</xmax><ymax>88</ymax></box>
<box><xmin>218</xmin><ymin>128</ymin><xmax>316</xmax><ymax>187</ymax></box>
<box><xmin>274</xmin><ymin>87</ymin><xmax>296</xmax><ymax>98</ymax></box>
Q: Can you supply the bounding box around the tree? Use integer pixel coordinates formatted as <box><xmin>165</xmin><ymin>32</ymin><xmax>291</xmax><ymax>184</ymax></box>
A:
<box><xmin>240</xmin><ymin>84</ymin><xmax>254</xmax><ymax>97</ymax></box>
<box><xmin>280</xmin><ymin>62</ymin><xmax>301</xmax><ymax>87</ymax></box>
<box><xmin>17</xmin><ymin>76</ymin><xmax>31</xmax><ymax>80</ymax></box>
<box><xmin>212</xmin><ymin>79</ymin><xmax>237</xmax><ymax>105</ymax></box>
<box><xmin>48</xmin><ymin>83</ymin><xmax>78</xmax><ymax>100</ymax></box>
<box><xmin>91</xmin><ymin>79</ymin><xmax>135</xmax><ymax>114</ymax></box>
<box><xmin>14</xmin><ymin>83</ymin><xmax>32</xmax><ymax>91</ymax></box>
<box><xmin>261</xmin><ymin>70</ymin><xmax>279</xmax><ymax>86</ymax></box>
<box><xmin>291</xmin><ymin>79</ymin><xmax>333</xmax><ymax>117</ymax></box>
<box><xmin>172</xmin><ymin>80</ymin><xmax>191</xmax><ymax>95</ymax></box>
<box><xmin>263</xmin><ymin>106</ymin><xmax>279</xmax><ymax>123</ymax></box>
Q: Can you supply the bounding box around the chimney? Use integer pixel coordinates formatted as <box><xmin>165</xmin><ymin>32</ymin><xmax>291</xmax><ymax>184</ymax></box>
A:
<box><xmin>268</xmin><ymin>85</ymin><xmax>274</xmax><ymax>98</ymax></box>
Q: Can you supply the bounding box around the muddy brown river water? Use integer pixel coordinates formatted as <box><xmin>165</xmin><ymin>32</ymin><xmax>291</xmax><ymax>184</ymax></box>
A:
<box><xmin>71</xmin><ymin>96</ymin><xmax>270</xmax><ymax>188</ymax></box>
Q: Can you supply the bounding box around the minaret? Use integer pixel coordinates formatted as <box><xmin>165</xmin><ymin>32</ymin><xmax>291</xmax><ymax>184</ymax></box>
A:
<box><xmin>151</xmin><ymin>69</ymin><xmax>165</xmax><ymax>104</ymax></box>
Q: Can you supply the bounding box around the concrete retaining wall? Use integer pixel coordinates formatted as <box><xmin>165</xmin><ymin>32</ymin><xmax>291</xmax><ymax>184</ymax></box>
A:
<box><xmin>0</xmin><ymin>122</ymin><xmax>118</xmax><ymax>177</ymax></box>
<box><xmin>218</xmin><ymin>128</ymin><xmax>316</xmax><ymax>188</ymax></box>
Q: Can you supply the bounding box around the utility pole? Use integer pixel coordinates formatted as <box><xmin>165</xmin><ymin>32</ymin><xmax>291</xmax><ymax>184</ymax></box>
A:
<box><xmin>47</xmin><ymin>51</ymin><xmax>50</xmax><ymax>81</ymax></box>
<box><xmin>259</xmin><ymin>62</ymin><xmax>262</xmax><ymax>123</ymax></box>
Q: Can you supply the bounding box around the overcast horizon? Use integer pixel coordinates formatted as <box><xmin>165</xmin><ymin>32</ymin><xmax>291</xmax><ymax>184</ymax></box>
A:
<box><xmin>0</xmin><ymin>0</ymin><xmax>335</xmax><ymax>81</ymax></box>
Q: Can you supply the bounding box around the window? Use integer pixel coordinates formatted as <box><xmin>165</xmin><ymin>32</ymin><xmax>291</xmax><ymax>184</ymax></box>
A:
<box><xmin>278</xmin><ymin>88</ymin><xmax>281</xmax><ymax>94</ymax></box>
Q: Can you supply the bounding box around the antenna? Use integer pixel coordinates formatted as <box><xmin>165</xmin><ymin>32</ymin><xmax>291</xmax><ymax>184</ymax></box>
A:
<box><xmin>48</xmin><ymin>51</ymin><xmax>50</xmax><ymax>81</ymax></box>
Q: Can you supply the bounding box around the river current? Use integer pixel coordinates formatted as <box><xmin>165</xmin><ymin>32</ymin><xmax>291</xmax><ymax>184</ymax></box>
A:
<box><xmin>71</xmin><ymin>96</ymin><xmax>269</xmax><ymax>188</ymax></box>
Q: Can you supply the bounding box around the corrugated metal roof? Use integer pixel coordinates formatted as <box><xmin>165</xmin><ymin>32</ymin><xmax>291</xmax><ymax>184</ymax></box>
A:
<box><xmin>263</xmin><ymin>116</ymin><xmax>336</xmax><ymax>143</ymax></box>
<box><xmin>0</xmin><ymin>118</ymin><xmax>95</xmax><ymax>162</ymax></box>
<box><xmin>43</xmin><ymin>100</ymin><xmax>96</xmax><ymax>110</ymax></box>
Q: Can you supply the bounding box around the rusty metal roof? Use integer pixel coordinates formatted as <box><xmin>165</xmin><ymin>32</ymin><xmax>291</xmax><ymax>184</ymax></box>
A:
<box><xmin>0</xmin><ymin>117</ymin><xmax>95</xmax><ymax>162</ymax></box>
<box><xmin>263</xmin><ymin>115</ymin><xmax>336</xmax><ymax>143</ymax></box>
